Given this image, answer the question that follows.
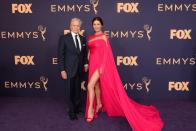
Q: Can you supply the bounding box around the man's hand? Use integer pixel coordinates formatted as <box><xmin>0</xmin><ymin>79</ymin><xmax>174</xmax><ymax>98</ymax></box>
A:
<box><xmin>61</xmin><ymin>71</ymin><xmax>67</xmax><ymax>80</ymax></box>
<box><xmin>81</xmin><ymin>81</ymin><xmax>86</xmax><ymax>91</ymax></box>
<box><xmin>84</xmin><ymin>64</ymin><xmax>88</xmax><ymax>72</ymax></box>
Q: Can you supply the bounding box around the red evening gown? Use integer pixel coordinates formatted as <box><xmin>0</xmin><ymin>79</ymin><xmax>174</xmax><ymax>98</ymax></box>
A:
<box><xmin>85</xmin><ymin>33</ymin><xmax>164</xmax><ymax>131</ymax></box>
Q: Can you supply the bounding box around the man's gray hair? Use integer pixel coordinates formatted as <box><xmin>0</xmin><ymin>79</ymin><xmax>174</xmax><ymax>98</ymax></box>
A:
<box><xmin>70</xmin><ymin>18</ymin><xmax>82</xmax><ymax>26</ymax></box>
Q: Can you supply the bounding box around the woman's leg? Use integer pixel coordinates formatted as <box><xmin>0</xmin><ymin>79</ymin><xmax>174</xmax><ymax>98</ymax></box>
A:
<box><xmin>87</xmin><ymin>70</ymin><xmax>100</xmax><ymax>119</ymax></box>
<box><xmin>95</xmin><ymin>81</ymin><xmax>102</xmax><ymax>112</ymax></box>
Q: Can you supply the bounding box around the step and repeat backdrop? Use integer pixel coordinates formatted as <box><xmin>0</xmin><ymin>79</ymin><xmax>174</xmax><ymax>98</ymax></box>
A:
<box><xmin>0</xmin><ymin>0</ymin><xmax>195</xmax><ymax>100</ymax></box>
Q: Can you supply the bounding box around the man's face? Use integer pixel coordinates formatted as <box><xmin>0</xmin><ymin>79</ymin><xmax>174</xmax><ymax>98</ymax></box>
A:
<box><xmin>70</xmin><ymin>20</ymin><xmax>80</xmax><ymax>34</ymax></box>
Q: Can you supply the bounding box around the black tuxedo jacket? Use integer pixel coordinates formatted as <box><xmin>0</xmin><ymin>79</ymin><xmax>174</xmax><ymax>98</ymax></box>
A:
<box><xmin>58</xmin><ymin>33</ymin><xmax>88</xmax><ymax>78</ymax></box>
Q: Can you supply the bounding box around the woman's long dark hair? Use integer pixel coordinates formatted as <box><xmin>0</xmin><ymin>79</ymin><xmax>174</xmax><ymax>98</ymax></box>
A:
<box><xmin>92</xmin><ymin>17</ymin><xmax>103</xmax><ymax>26</ymax></box>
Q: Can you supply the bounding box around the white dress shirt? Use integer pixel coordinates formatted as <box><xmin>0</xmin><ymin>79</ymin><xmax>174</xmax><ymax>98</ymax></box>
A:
<box><xmin>71</xmin><ymin>31</ymin><xmax>88</xmax><ymax>68</ymax></box>
<box><xmin>71</xmin><ymin>31</ymin><xmax>81</xmax><ymax>51</ymax></box>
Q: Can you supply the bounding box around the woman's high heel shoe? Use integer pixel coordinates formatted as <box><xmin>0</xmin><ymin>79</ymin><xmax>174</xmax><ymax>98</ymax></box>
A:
<box><xmin>86</xmin><ymin>117</ymin><xmax>94</xmax><ymax>123</ymax></box>
<box><xmin>86</xmin><ymin>109</ymin><xmax>94</xmax><ymax>123</ymax></box>
<box><xmin>96</xmin><ymin>104</ymin><xmax>103</xmax><ymax>113</ymax></box>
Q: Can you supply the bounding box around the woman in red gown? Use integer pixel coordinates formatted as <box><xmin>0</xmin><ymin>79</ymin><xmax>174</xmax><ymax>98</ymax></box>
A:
<box><xmin>85</xmin><ymin>17</ymin><xmax>164</xmax><ymax>131</ymax></box>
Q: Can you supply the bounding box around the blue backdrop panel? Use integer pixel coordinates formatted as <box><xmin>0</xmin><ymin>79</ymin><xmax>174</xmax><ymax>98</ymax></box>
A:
<box><xmin>0</xmin><ymin>0</ymin><xmax>195</xmax><ymax>100</ymax></box>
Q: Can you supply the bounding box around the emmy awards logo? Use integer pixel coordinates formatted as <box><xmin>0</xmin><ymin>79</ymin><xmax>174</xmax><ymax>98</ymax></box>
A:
<box><xmin>64</xmin><ymin>29</ymin><xmax>70</xmax><ymax>35</ymax></box>
<box><xmin>79</xmin><ymin>30</ymin><xmax>85</xmax><ymax>36</ymax></box>
<box><xmin>64</xmin><ymin>29</ymin><xmax>71</xmax><ymax>35</ymax></box>
<box><xmin>90</xmin><ymin>0</ymin><xmax>99</xmax><ymax>14</ymax></box>
<box><xmin>144</xmin><ymin>24</ymin><xmax>152</xmax><ymax>41</ymax></box>
<box><xmin>38</xmin><ymin>25</ymin><xmax>46</xmax><ymax>42</ymax></box>
<box><xmin>142</xmin><ymin>77</ymin><xmax>151</xmax><ymax>92</ymax></box>
<box><xmin>40</xmin><ymin>76</ymin><xmax>48</xmax><ymax>91</ymax></box>
<box><xmin>64</xmin><ymin>29</ymin><xmax>85</xmax><ymax>36</ymax></box>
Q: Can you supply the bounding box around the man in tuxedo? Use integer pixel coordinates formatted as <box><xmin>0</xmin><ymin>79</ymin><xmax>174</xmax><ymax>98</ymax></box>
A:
<box><xmin>58</xmin><ymin>18</ymin><xmax>88</xmax><ymax>120</ymax></box>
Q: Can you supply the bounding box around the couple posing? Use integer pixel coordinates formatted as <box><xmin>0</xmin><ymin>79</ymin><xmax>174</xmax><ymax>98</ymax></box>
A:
<box><xmin>58</xmin><ymin>17</ymin><xmax>164</xmax><ymax>131</ymax></box>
